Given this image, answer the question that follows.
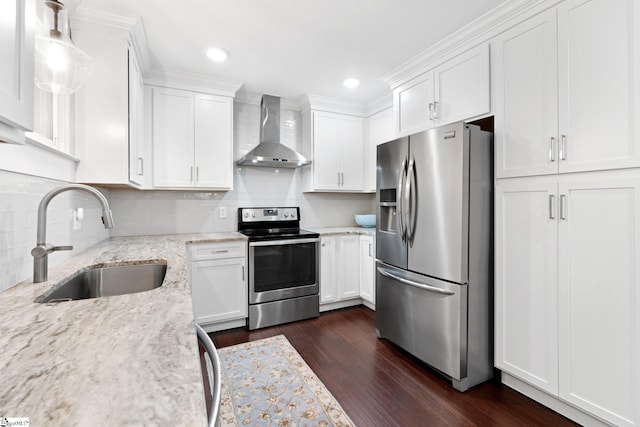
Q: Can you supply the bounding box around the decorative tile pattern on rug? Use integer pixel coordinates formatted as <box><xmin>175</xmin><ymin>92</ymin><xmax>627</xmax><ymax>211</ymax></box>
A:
<box><xmin>217</xmin><ymin>335</ymin><xmax>355</xmax><ymax>427</ymax></box>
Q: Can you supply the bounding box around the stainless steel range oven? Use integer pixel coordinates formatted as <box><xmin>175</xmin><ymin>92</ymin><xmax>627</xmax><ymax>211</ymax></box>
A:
<box><xmin>238</xmin><ymin>207</ymin><xmax>320</xmax><ymax>330</ymax></box>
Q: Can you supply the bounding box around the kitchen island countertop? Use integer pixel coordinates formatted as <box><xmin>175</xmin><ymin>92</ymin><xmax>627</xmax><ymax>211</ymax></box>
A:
<box><xmin>0</xmin><ymin>232</ymin><xmax>246</xmax><ymax>426</ymax></box>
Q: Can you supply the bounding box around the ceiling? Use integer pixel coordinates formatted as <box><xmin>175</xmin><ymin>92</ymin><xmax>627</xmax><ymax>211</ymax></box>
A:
<box><xmin>75</xmin><ymin>0</ymin><xmax>505</xmax><ymax>105</ymax></box>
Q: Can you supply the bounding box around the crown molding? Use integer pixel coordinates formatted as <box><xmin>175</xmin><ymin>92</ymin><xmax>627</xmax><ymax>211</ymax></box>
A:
<box><xmin>365</xmin><ymin>92</ymin><xmax>393</xmax><ymax>117</ymax></box>
<box><xmin>300</xmin><ymin>94</ymin><xmax>366</xmax><ymax>117</ymax></box>
<box><xmin>234</xmin><ymin>92</ymin><xmax>301</xmax><ymax>110</ymax></box>
<box><xmin>144</xmin><ymin>67</ymin><xmax>243</xmax><ymax>97</ymax></box>
<box><xmin>381</xmin><ymin>0</ymin><xmax>561</xmax><ymax>89</ymax></box>
<box><xmin>129</xmin><ymin>18</ymin><xmax>153</xmax><ymax>74</ymax></box>
<box><xmin>71</xmin><ymin>7</ymin><xmax>137</xmax><ymax>33</ymax></box>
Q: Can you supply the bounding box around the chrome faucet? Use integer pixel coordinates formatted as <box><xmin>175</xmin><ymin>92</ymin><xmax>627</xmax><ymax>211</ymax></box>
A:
<box><xmin>31</xmin><ymin>184</ymin><xmax>114</xmax><ymax>283</ymax></box>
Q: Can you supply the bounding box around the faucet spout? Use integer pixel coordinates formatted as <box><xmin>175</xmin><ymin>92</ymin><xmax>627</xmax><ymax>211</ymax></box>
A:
<box><xmin>33</xmin><ymin>184</ymin><xmax>114</xmax><ymax>283</ymax></box>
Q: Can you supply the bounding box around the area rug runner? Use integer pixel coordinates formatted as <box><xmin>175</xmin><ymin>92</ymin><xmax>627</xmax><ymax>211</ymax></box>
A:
<box><xmin>217</xmin><ymin>335</ymin><xmax>355</xmax><ymax>427</ymax></box>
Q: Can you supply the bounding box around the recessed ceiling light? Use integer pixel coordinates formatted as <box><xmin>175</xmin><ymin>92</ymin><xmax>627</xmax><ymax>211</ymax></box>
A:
<box><xmin>206</xmin><ymin>47</ymin><xmax>229</xmax><ymax>63</ymax></box>
<box><xmin>343</xmin><ymin>77</ymin><xmax>360</xmax><ymax>88</ymax></box>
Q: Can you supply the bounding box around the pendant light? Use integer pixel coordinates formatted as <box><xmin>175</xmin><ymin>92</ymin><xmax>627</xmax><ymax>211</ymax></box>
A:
<box><xmin>35</xmin><ymin>0</ymin><xmax>93</xmax><ymax>95</ymax></box>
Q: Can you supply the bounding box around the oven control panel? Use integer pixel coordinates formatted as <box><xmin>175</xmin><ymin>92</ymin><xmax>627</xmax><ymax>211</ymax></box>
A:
<box><xmin>239</xmin><ymin>207</ymin><xmax>299</xmax><ymax>222</ymax></box>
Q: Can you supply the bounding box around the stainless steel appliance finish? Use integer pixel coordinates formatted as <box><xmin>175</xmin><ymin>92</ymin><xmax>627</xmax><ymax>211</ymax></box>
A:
<box><xmin>239</xmin><ymin>207</ymin><xmax>320</xmax><ymax>330</ymax></box>
<box><xmin>235</xmin><ymin>95</ymin><xmax>311</xmax><ymax>168</ymax></box>
<box><xmin>36</xmin><ymin>262</ymin><xmax>167</xmax><ymax>303</ymax></box>
<box><xmin>375</xmin><ymin>121</ymin><xmax>493</xmax><ymax>391</ymax></box>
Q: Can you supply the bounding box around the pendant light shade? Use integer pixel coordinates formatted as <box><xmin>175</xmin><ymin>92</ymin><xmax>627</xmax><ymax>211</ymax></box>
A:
<box><xmin>35</xmin><ymin>0</ymin><xmax>92</xmax><ymax>95</ymax></box>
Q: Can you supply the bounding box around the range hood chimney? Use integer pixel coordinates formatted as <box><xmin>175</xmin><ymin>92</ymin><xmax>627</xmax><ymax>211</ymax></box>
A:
<box><xmin>235</xmin><ymin>95</ymin><xmax>311</xmax><ymax>168</ymax></box>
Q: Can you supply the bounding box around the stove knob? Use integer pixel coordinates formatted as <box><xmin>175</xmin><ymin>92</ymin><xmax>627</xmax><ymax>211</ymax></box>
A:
<box><xmin>244</xmin><ymin>212</ymin><xmax>249</xmax><ymax>218</ymax></box>
<box><xmin>251</xmin><ymin>212</ymin><xmax>256</xmax><ymax>218</ymax></box>
<box><xmin>284</xmin><ymin>212</ymin><xmax>289</xmax><ymax>218</ymax></box>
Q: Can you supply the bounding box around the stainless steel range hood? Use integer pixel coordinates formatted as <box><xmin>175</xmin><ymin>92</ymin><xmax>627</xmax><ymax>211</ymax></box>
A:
<box><xmin>236</xmin><ymin>95</ymin><xmax>311</xmax><ymax>168</ymax></box>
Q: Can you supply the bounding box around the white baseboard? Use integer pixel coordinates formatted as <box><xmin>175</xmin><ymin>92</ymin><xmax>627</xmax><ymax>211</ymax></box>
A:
<box><xmin>501</xmin><ymin>372</ymin><xmax>612</xmax><ymax>427</ymax></box>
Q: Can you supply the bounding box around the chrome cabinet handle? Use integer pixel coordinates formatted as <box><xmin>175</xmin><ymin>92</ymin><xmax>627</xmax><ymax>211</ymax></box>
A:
<box><xmin>242</xmin><ymin>265</ymin><xmax>245</xmax><ymax>281</ymax></box>
<box><xmin>377</xmin><ymin>267</ymin><xmax>455</xmax><ymax>295</ymax></box>
<box><xmin>137</xmin><ymin>157</ymin><xmax>144</xmax><ymax>175</ymax></box>
<box><xmin>560</xmin><ymin>135</ymin><xmax>567</xmax><ymax>161</ymax></box>
<box><xmin>428</xmin><ymin>103</ymin><xmax>434</xmax><ymax>120</ymax></box>
<box><xmin>368</xmin><ymin>243</ymin><xmax>372</xmax><ymax>257</ymax></box>
<box><xmin>190</xmin><ymin>166</ymin><xmax>194</xmax><ymax>183</ymax></box>
<box><xmin>549</xmin><ymin>137</ymin><xmax>556</xmax><ymax>162</ymax></box>
<box><xmin>549</xmin><ymin>194</ymin><xmax>555</xmax><ymax>219</ymax></box>
<box><xmin>195</xmin><ymin>166</ymin><xmax>199</xmax><ymax>183</ymax></box>
<box><xmin>337</xmin><ymin>172</ymin><xmax>341</xmax><ymax>186</ymax></box>
<box><xmin>560</xmin><ymin>194</ymin><xmax>567</xmax><ymax>220</ymax></box>
<box><xmin>433</xmin><ymin>101</ymin><xmax>439</xmax><ymax>119</ymax></box>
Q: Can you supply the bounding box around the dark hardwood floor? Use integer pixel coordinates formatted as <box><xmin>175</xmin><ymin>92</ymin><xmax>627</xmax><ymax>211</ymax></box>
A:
<box><xmin>211</xmin><ymin>306</ymin><xmax>577</xmax><ymax>427</ymax></box>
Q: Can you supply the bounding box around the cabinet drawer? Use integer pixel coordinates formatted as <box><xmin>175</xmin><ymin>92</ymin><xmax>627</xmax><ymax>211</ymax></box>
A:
<box><xmin>189</xmin><ymin>241</ymin><xmax>246</xmax><ymax>261</ymax></box>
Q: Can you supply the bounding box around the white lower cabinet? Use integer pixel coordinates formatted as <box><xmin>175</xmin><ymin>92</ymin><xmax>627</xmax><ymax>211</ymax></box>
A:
<box><xmin>320</xmin><ymin>233</ymin><xmax>376</xmax><ymax>310</ymax></box>
<box><xmin>496</xmin><ymin>172</ymin><xmax>640</xmax><ymax>427</ymax></box>
<box><xmin>359</xmin><ymin>235</ymin><xmax>375</xmax><ymax>306</ymax></box>
<box><xmin>188</xmin><ymin>241</ymin><xmax>247</xmax><ymax>332</ymax></box>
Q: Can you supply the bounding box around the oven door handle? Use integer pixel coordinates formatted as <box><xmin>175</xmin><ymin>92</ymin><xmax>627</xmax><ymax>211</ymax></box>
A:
<box><xmin>249</xmin><ymin>238</ymin><xmax>320</xmax><ymax>247</ymax></box>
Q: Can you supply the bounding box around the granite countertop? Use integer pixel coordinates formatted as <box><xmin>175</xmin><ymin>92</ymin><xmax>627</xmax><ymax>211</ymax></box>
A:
<box><xmin>307</xmin><ymin>226</ymin><xmax>376</xmax><ymax>236</ymax></box>
<box><xmin>0</xmin><ymin>232</ymin><xmax>246</xmax><ymax>426</ymax></box>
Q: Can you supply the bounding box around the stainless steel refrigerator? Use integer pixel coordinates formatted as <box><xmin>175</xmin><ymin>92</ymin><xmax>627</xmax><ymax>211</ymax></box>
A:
<box><xmin>375</xmin><ymin>121</ymin><xmax>493</xmax><ymax>391</ymax></box>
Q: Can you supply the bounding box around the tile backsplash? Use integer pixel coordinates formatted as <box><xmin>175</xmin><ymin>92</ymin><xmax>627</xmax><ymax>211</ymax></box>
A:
<box><xmin>108</xmin><ymin>100</ymin><xmax>375</xmax><ymax>236</ymax></box>
<box><xmin>0</xmin><ymin>99</ymin><xmax>375</xmax><ymax>290</ymax></box>
<box><xmin>0</xmin><ymin>170</ymin><xmax>110</xmax><ymax>292</ymax></box>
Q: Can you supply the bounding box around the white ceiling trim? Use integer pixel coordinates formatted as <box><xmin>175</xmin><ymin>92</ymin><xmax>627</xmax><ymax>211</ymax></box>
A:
<box><xmin>382</xmin><ymin>0</ymin><xmax>562</xmax><ymax>89</ymax></box>
<box><xmin>144</xmin><ymin>67</ymin><xmax>243</xmax><ymax>97</ymax></box>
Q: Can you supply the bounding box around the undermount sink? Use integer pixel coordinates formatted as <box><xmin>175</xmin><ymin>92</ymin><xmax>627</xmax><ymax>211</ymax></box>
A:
<box><xmin>36</xmin><ymin>262</ymin><xmax>167</xmax><ymax>303</ymax></box>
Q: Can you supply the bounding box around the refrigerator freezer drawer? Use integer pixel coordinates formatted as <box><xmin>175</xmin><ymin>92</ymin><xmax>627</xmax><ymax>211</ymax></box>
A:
<box><xmin>375</xmin><ymin>262</ymin><xmax>467</xmax><ymax>380</ymax></box>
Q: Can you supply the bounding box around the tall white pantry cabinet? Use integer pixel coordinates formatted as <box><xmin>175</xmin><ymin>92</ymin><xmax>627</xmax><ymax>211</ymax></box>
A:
<box><xmin>493</xmin><ymin>0</ymin><xmax>640</xmax><ymax>426</ymax></box>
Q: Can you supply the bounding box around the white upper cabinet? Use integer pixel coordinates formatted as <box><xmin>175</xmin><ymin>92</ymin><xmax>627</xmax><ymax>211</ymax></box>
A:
<box><xmin>494</xmin><ymin>9</ymin><xmax>559</xmax><ymax>178</ymax></box>
<box><xmin>128</xmin><ymin>50</ymin><xmax>145</xmax><ymax>186</ymax></box>
<box><xmin>365</xmin><ymin>107</ymin><xmax>394</xmax><ymax>192</ymax></box>
<box><xmin>495</xmin><ymin>0</ymin><xmax>640</xmax><ymax>178</ymax></box>
<box><xmin>0</xmin><ymin>0</ymin><xmax>34</xmax><ymax>144</ymax></box>
<box><xmin>151</xmin><ymin>86</ymin><xmax>233</xmax><ymax>190</ymax></box>
<box><xmin>303</xmin><ymin>109</ymin><xmax>364</xmax><ymax>192</ymax></box>
<box><xmin>73</xmin><ymin>19</ymin><xmax>148</xmax><ymax>187</ymax></box>
<box><xmin>393</xmin><ymin>44</ymin><xmax>490</xmax><ymax>136</ymax></box>
<box><xmin>557</xmin><ymin>0</ymin><xmax>639</xmax><ymax>173</ymax></box>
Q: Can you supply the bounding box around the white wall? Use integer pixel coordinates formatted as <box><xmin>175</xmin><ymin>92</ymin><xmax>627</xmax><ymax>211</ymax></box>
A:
<box><xmin>0</xmin><ymin>170</ymin><xmax>110</xmax><ymax>291</ymax></box>
<box><xmin>108</xmin><ymin>100</ymin><xmax>375</xmax><ymax>236</ymax></box>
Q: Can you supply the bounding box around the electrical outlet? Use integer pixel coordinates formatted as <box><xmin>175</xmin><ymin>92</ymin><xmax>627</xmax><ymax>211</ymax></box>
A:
<box><xmin>219</xmin><ymin>207</ymin><xmax>227</xmax><ymax>219</ymax></box>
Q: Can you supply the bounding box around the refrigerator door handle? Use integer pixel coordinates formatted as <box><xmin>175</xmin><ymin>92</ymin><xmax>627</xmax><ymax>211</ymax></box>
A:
<box><xmin>406</xmin><ymin>157</ymin><xmax>417</xmax><ymax>247</ymax></box>
<box><xmin>377</xmin><ymin>266</ymin><xmax>455</xmax><ymax>296</ymax></box>
<box><xmin>397</xmin><ymin>158</ymin><xmax>407</xmax><ymax>244</ymax></box>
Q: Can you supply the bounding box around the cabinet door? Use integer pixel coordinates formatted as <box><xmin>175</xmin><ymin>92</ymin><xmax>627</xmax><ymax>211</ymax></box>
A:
<box><xmin>495</xmin><ymin>178</ymin><xmax>559</xmax><ymax>395</ymax></box>
<box><xmin>395</xmin><ymin>71</ymin><xmax>434</xmax><ymax>136</ymax></box>
<box><xmin>494</xmin><ymin>10</ymin><xmax>559</xmax><ymax>178</ymax></box>
<box><xmin>320</xmin><ymin>236</ymin><xmax>337</xmax><ymax>303</ymax></box>
<box><xmin>0</xmin><ymin>0</ymin><xmax>34</xmax><ymax>143</ymax></box>
<box><xmin>337</xmin><ymin>235</ymin><xmax>360</xmax><ymax>299</ymax></box>
<box><xmin>128</xmin><ymin>49</ymin><xmax>145</xmax><ymax>186</ymax></box>
<box><xmin>557</xmin><ymin>0</ymin><xmax>640</xmax><ymax>173</ymax></box>
<box><xmin>359</xmin><ymin>236</ymin><xmax>375</xmax><ymax>304</ymax></box>
<box><xmin>434</xmin><ymin>44</ymin><xmax>491</xmax><ymax>127</ymax></box>
<box><xmin>190</xmin><ymin>257</ymin><xmax>247</xmax><ymax>325</ymax></box>
<box><xmin>152</xmin><ymin>87</ymin><xmax>194</xmax><ymax>187</ymax></box>
<box><xmin>558</xmin><ymin>176</ymin><xmax>640</xmax><ymax>426</ymax></box>
<box><xmin>312</xmin><ymin>111</ymin><xmax>341</xmax><ymax>190</ymax></box>
<box><xmin>194</xmin><ymin>93</ymin><xmax>233</xmax><ymax>189</ymax></box>
<box><xmin>337</xmin><ymin>114</ymin><xmax>364</xmax><ymax>191</ymax></box>
<box><xmin>365</xmin><ymin>107</ymin><xmax>394</xmax><ymax>192</ymax></box>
